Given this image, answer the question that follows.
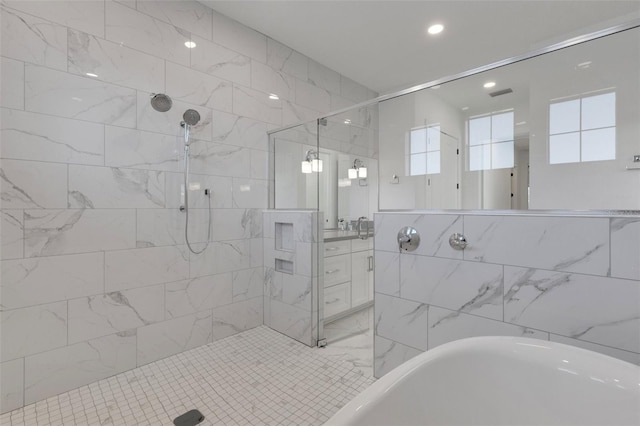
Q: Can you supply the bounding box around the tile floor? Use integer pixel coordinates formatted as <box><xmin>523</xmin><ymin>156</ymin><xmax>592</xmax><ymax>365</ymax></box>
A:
<box><xmin>1</xmin><ymin>326</ymin><xmax>374</xmax><ymax>426</ymax></box>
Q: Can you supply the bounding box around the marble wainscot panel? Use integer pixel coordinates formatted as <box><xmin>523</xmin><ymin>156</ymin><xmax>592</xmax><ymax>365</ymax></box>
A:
<box><xmin>211</xmin><ymin>297</ymin><xmax>263</xmax><ymax>342</ymax></box>
<box><xmin>0</xmin><ymin>160</ymin><xmax>68</xmax><ymax>209</ymax></box>
<box><xmin>0</xmin><ymin>58</ymin><xmax>24</xmax><ymax>109</ymax></box>
<box><xmin>0</xmin><ymin>359</ymin><xmax>23</xmax><ymax>412</ymax></box>
<box><xmin>0</xmin><ymin>210</ymin><xmax>23</xmax><ymax>260</ymax></box>
<box><xmin>263</xmin><ymin>210</ymin><xmax>321</xmax><ymax>346</ymax></box>
<box><xmin>373</xmin><ymin>212</ymin><xmax>640</xmax><ymax>378</ymax></box>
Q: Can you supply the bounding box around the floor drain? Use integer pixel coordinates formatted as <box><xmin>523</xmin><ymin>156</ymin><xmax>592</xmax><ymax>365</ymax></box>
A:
<box><xmin>173</xmin><ymin>409</ymin><xmax>205</xmax><ymax>426</ymax></box>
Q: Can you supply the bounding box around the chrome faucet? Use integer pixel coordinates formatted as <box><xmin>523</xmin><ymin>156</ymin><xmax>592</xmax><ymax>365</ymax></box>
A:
<box><xmin>357</xmin><ymin>216</ymin><xmax>369</xmax><ymax>240</ymax></box>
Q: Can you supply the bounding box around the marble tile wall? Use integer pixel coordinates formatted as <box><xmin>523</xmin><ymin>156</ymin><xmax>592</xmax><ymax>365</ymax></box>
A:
<box><xmin>0</xmin><ymin>0</ymin><xmax>376</xmax><ymax>413</ymax></box>
<box><xmin>263</xmin><ymin>210</ymin><xmax>322</xmax><ymax>347</ymax></box>
<box><xmin>373</xmin><ymin>212</ymin><xmax>640</xmax><ymax>378</ymax></box>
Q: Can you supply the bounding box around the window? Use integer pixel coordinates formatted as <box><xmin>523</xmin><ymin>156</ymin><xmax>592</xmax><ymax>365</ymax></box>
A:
<box><xmin>468</xmin><ymin>110</ymin><xmax>514</xmax><ymax>171</ymax></box>
<box><xmin>549</xmin><ymin>91</ymin><xmax>616</xmax><ymax>164</ymax></box>
<box><xmin>408</xmin><ymin>125</ymin><xmax>440</xmax><ymax>175</ymax></box>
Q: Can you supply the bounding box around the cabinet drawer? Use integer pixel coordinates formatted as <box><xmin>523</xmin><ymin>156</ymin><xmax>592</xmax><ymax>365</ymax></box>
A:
<box><xmin>351</xmin><ymin>237</ymin><xmax>373</xmax><ymax>253</ymax></box>
<box><xmin>324</xmin><ymin>254</ymin><xmax>351</xmax><ymax>287</ymax></box>
<box><xmin>323</xmin><ymin>240</ymin><xmax>351</xmax><ymax>257</ymax></box>
<box><xmin>324</xmin><ymin>282</ymin><xmax>351</xmax><ymax>318</ymax></box>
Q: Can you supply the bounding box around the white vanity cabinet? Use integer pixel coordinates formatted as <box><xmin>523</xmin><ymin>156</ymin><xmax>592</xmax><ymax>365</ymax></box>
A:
<box><xmin>323</xmin><ymin>235</ymin><xmax>373</xmax><ymax>321</ymax></box>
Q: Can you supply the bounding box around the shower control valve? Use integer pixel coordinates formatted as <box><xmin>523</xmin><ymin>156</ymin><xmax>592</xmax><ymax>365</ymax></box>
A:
<box><xmin>397</xmin><ymin>226</ymin><xmax>420</xmax><ymax>252</ymax></box>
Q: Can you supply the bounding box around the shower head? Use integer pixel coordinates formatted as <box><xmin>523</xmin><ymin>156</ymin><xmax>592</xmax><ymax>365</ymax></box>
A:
<box><xmin>182</xmin><ymin>109</ymin><xmax>201</xmax><ymax>126</ymax></box>
<box><xmin>150</xmin><ymin>93</ymin><xmax>172</xmax><ymax>112</ymax></box>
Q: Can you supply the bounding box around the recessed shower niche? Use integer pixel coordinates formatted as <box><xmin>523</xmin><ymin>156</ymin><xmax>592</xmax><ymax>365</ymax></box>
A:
<box><xmin>275</xmin><ymin>222</ymin><xmax>294</xmax><ymax>251</ymax></box>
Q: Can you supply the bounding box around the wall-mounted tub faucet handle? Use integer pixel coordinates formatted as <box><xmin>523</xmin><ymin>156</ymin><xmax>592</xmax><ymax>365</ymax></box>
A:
<box><xmin>449</xmin><ymin>233</ymin><xmax>468</xmax><ymax>250</ymax></box>
<box><xmin>398</xmin><ymin>226</ymin><xmax>420</xmax><ymax>252</ymax></box>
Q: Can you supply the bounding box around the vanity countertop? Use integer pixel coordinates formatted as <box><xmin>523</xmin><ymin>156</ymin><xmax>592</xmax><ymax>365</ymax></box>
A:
<box><xmin>323</xmin><ymin>230</ymin><xmax>373</xmax><ymax>242</ymax></box>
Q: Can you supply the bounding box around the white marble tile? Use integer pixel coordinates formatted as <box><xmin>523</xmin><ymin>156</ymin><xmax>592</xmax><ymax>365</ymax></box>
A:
<box><xmin>68</xmin><ymin>165</ymin><xmax>164</xmax><ymax>209</ymax></box>
<box><xmin>137</xmin><ymin>91</ymin><xmax>213</xmax><ymax>142</ymax></box>
<box><xmin>1</xmin><ymin>301</ymin><xmax>67</xmax><ymax>361</ymax></box>
<box><xmin>24</xmin><ymin>209</ymin><xmax>135</xmax><ymax>256</ymax></box>
<box><xmin>190</xmin><ymin>34</ymin><xmax>251</xmax><ymax>87</ymax></box>
<box><xmin>266</xmin><ymin>38</ymin><xmax>308</xmax><ymax>81</ymax></box>
<box><xmin>211</xmin><ymin>296</ymin><xmax>262</xmax><ymax>341</ymax></box>
<box><xmin>136</xmin><ymin>208</ymin><xmax>209</xmax><ymax>248</ymax></box>
<box><xmin>550</xmin><ymin>334</ymin><xmax>640</xmax><ymax>365</ymax></box>
<box><xmin>166</xmin><ymin>62</ymin><xmax>233</xmax><ymax>113</ymax></box>
<box><xmin>308</xmin><ymin>60</ymin><xmax>341</xmax><ymax>94</ymax></box>
<box><xmin>0</xmin><ymin>252</ymin><xmax>103</xmax><ymax>310</ymax></box>
<box><xmin>400</xmin><ymin>255</ymin><xmax>503</xmax><ymax>321</ymax></box>
<box><xmin>269</xmin><ymin>270</ymin><xmax>312</xmax><ymax>310</ymax></box>
<box><xmin>233</xmin><ymin>85</ymin><xmax>282</xmax><ymax>126</ymax></box>
<box><xmin>189</xmin><ymin>240</ymin><xmax>251</xmax><ymax>277</ymax></box>
<box><xmin>375</xmin><ymin>293</ymin><xmax>429</xmax><ymax>350</ymax></box>
<box><xmin>463</xmin><ymin>215</ymin><xmax>610</xmax><ymax>276</ymax></box>
<box><xmin>341</xmin><ymin>76</ymin><xmax>371</xmax><ymax>103</ymax></box>
<box><xmin>135</xmin><ymin>0</ymin><xmax>212</xmax><ymax>40</ymax></box>
<box><xmin>165</xmin><ymin>172</ymin><xmax>232</xmax><ymax>209</ymax></box>
<box><xmin>1</xmin><ymin>108</ymin><xmax>104</xmax><ymax>165</ymax></box>
<box><xmin>251</xmin><ymin>60</ymin><xmax>295</xmax><ymax>101</ymax></box>
<box><xmin>137</xmin><ymin>311</ymin><xmax>212</xmax><ymax>365</ymax></box>
<box><xmin>0</xmin><ymin>210</ymin><xmax>23</xmax><ymax>260</ymax></box>
<box><xmin>251</xmin><ymin>149</ymin><xmax>269</xmax><ymax>180</ymax></box>
<box><xmin>611</xmin><ymin>218</ymin><xmax>640</xmax><ymax>280</ymax></box>
<box><xmin>232</xmin><ymin>178</ymin><xmax>268</xmax><ymax>208</ymax></box>
<box><xmin>25</xmin><ymin>65</ymin><xmax>136</xmax><ymax>127</ymax></box>
<box><xmin>0</xmin><ymin>159</ymin><xmax>67</xmax><ymax>209</ymax></box>
<box><xmin>3</xmin><ymin>0</ymin><xmax>104</xmax><ymax>37</ymax></box>
<box><xmin>428</xmin><ymin>306</ymin><xmax>549</xmax><ymax>350</ymax></box>
<box><xmin>232</xmin><ymin>267</ymin><xmax>264</xmax><ymax>302</ymax></box>
<box><xmin>0</xmin><ymin>57</ymin><xmax>24</xmax><ymax>109</ymax></box>
<box><xmin>374</xmin><ymin>251</ymin><xmax>399</xmax><ymax>297</ymax></box>
<box><xmin>282</xmin><ymin>101</ymin><xmax>322</xmax><ymax>127</ymax></box>
<box><xmin>0</xmin><ymin>358</ymin><xmax>23</xmax><ymax>413</ymax></box>
<box><xmin>165</xmin><ymin>273</ymin><xmax>233</xmax><ymax>319</ymax></box>
<box><xmin>68</xmin><ymin>285</ymin><xmax>165</xmax><ymax>344</ymax></box>
<box><xmin>504</xmin><ymin>266</ymin><xmax>640</xmax><ymax>353</ymax></box>
<box><xmin>330</xmin><ymin>93</ymin><xmax>355</xmax><ymax>111</ymax></box>
<box><xmin>295</xmin><ymin>79</ymin><xmax>330</xmax><ymax>112</ymax></box>
<box><xmin>374</xmin><ymin>335</ymin><xmax>422</xmax><ymax>379</ymax></box>
<box><xmin>211</xmin><ymin>112</ymin><xmax>269</xmax><ymax>151</ymax></box>
<box><xmin>187</xmin><ymin>140</ymin><xmax>251</xmax><ymax>177</ymax></box>
<box><xmin>105</xmin><ymin>1</ymin><xmax>189</xmax><ymax>65</ymax></box>
<box><xmin>210</xmin><ymin>208</ymin><xmax>260</xmax><ymax>242</ymax></box>
<box><xmin>211</xmin><ymin>10</ymin><xmax>266</xmax><ymax>63</ymax></box>
<box><xmin>24</xmin><ymin>331</ymin><xmax>137</xmax><ymax>405</ymax></box>
<box><xmin>105</xmin><ymin>245</ymin><xmax>189</xmax><ymax>292</ymax></box>
<box><xmin>251</xmin><ymin>237</ymin><xmax>263</xmax><ymax>268</ymax></box>
<box><xmin>68</xmin><ymin>28</ymin><xmax>165</xmax><ymax>94</ymax></box>
<box><xmin>105</xmin><ymin>126</ymin><xmax>181</xmax><ymax>172</ymax></box>
<box><xmin>375</xmin><ymin>213</ymin><xmax>463</xmax><ymax>259</ymax></box>
<box><xmin>266</xmin><ymin>299</ymin><xmax>312</xmax><ymax>346</ymax></box>
<box><xmin>0</xmin><ymin>5</ymin><xmax>67</xmax><ymax>70</ymax></box>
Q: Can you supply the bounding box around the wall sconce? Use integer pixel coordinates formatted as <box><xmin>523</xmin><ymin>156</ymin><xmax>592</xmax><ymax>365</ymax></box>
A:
<box><xmin>301</xmin><ymin>149</ymin><xmax>323</xmax><ymax>174</ymax></box>
<box><xmin>348</xmin><ymin>159</ymin><xmax>367</xmax><ymax>179</ymax></box>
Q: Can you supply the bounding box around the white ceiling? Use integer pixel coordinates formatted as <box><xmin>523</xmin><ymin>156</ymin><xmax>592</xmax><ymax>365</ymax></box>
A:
<box><xmin>201</xmin><ymin>0</ymin><xmax>640</xmax><ymax>94</ymax></box>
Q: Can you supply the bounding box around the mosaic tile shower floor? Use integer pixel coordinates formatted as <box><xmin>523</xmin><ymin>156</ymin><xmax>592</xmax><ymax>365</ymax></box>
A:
<box><xmin>1</xmin><ymin>326</ymin><xmax>374</xmax><ymax>426</ymax></box>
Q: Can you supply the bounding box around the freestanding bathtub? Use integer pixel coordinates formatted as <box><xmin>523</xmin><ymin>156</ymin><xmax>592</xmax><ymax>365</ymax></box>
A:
<box><xmin>327</xmin><ymin>337</ymin><xmax>640</xmax><ymax>425</ymax></box>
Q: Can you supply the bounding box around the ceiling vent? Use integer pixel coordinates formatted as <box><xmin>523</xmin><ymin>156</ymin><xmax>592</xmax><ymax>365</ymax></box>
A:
<box><xmin>489</xmin><ymin>88</ymin><xmax>513</xmax><ymax>97</ymax></box>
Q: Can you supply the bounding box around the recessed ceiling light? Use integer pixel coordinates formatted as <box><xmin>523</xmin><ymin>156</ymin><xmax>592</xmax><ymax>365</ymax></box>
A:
<box><xmin>344</xmin><ymin>119</ymin><xmax>351</xmax><ymax>124</ymax></box>
<box><xmin>85</xmin><ymin>72</ymin><xmax>98</xmax><ymax>78</ymax></box>
<box><xmin>483</xmin><ymin>81</ymin><xmax>496</xmax><ymax>88</ymax></box>
<box><xmin>516</xmin><ymin>121</ymin><xmax>527</xmax><ymax>126</ymax></box>
<box><xmin>577</xmin><ymin>61</ymin><xmax>592</xmax><ymax>69</ymax></box>
<box><xmin>461</xmin><ymin>106</ymin><xmax>469</xmax><ymax>111</ymax></box>
<box><xmin>427</xmin><ymin>24</ymin><xmax>444</xmax><ymax>35</ymax></box>
<box><xmin>269</xmin><ymin>93</ymin><xmax>279</xmax><ymax>100</ymax></box>
<box><xmin>184</xmin><ymin>41</ymin><xmax>196</xmax><ymax>48</ymax></box>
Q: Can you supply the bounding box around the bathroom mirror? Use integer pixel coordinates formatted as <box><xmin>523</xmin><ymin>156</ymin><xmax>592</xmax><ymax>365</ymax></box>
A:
<box><xmin>272</xmin><ymin>105</ymin><xmax>378</xmax><ymax>229</ymax></box>
<box><xmin>379</xmin><ymin>26</ymin><xmax>640</xmax><ymax>210</ymax></box>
